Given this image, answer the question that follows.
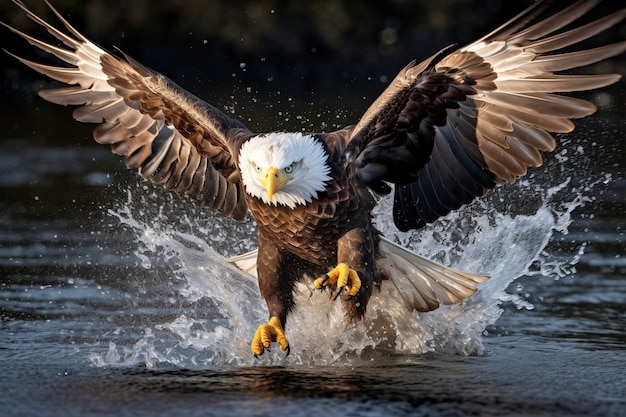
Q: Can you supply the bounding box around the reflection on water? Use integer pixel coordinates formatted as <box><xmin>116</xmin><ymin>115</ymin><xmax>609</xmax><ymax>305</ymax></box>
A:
<box><xmin>0</xmin><ymin>100</ymin><xmax>625</xmax><ymax>415</ymax></box>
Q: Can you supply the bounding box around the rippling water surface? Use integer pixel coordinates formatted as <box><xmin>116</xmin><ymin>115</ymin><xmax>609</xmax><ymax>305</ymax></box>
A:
<box><xmin>1</xmin><ymin>97</ymin><xmax>625</xmax><ymax>416</ymax></box>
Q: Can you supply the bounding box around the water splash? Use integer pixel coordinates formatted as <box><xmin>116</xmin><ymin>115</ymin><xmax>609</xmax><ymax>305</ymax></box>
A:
<box><xmin>89</xmin><ymin>135</ymin><xmax>609</xmax><ymax>368</ymax></box>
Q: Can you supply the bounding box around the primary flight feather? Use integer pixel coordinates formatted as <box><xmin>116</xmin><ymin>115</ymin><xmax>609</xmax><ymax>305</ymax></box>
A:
<box><xmin>3</xmin><ymin>0</ymin><xmax>625</xmax><ymax>357</ymax></box>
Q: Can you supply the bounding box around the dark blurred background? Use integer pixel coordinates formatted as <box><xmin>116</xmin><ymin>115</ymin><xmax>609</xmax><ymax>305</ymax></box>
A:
<box><xmin>2</xmin><ymin>0</ymin><xmax>624</xmax><ymax>138</ymax></box>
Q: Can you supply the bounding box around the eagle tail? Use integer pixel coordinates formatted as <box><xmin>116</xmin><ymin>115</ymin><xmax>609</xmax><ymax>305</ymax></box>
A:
<box><xmin>377</xmin><ymin>237</ymin><xmax>489</xmax><ymax>312</ymax></box>
<box><xmin>228</xmin><ymin>250</ymin><xmax>259</xmax><ymax>277</ymax></box>
<box><xmin>229</xmin><ymin>238</ymin><xmax>488</xmax><ymax>313</ymax></box>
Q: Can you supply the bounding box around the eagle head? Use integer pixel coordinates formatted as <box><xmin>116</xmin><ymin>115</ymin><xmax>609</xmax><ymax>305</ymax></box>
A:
<box><xmin>238</xmin><ymin>132</ymin><xmax>332</xmax><ymax>208</ymax></box>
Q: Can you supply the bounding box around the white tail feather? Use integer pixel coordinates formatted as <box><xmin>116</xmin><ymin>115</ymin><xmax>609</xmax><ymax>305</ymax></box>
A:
<box><xmin>377</xmin><ymin>237</ymin><xmax>489</xmax><ymax>312</ymax></box>
<box><xmin>228</xmin><ymin>237</ymin><xmax>488</xmax><ymax>313</ymax></box>
<box><xmin>228</xmin><ymin>250</ymin><xmax>259</xmax><ymax>277</ymax></box>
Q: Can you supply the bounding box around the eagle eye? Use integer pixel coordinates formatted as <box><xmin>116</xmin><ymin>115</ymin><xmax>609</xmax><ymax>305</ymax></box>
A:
<box><xmin>284</xmin><ymin>163</ymin><xmax>294</xmax><ymax>174</ymax></box>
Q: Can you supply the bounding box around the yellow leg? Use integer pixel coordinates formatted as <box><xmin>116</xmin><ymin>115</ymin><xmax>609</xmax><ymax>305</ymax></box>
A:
<box><xmin>314</xmin><ymin>263</ymin><xmax>361</xmax><ymax>299</ymax></box>
<box><xmin>251</xmin><ymin>316</ymin><xmax>290</xmax><ymax>357</ymax></box>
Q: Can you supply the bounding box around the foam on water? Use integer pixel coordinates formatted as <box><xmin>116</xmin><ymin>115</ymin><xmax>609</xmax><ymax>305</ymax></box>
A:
<box><xmin>88</xmin><ymin>135</ymin><xmax>609</xmax><ymax>368</ymax></box>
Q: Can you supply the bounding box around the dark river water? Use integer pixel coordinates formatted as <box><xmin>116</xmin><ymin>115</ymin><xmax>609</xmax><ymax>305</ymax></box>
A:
<box><xmin>1</xmin><ymin>84</ymin><xmax>625</xmax><ymax>416</ymax></box>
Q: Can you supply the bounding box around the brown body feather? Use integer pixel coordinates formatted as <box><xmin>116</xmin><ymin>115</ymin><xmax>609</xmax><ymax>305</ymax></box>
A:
<box><xmin>243</xmin><ymin>139</ymin><xmax>378</xmax><ymax>321</ymax></box>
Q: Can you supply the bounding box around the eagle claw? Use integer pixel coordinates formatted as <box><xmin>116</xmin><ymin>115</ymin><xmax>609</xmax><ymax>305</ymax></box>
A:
<box><xmin>314</xmin><ymin>263</ymin><xmax>361</xmax><ymax>300</ymax></box>
<box><xmin>251</xmin><ymin>316</ymin><xmax>290</xmax><ymax>357</ymax></box>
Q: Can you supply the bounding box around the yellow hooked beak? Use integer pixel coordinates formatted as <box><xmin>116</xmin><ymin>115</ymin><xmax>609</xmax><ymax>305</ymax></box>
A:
<box><xmin>260</xmin><ymin>166</ymin><xmax>291</xmax><ymax>201</ymax></box>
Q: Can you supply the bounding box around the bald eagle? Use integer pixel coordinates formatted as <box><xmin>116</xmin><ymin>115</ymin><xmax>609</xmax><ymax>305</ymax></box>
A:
<box><xmin>4</xmin><ymin>0</ymin><xmax>625</xmax><ymax>357</ymax></box>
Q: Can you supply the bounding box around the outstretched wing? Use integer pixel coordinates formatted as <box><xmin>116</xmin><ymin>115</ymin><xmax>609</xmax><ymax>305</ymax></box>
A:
<box><xmin>342</xmin><ymin>0</ymin><xmax>626</xmax><ymax>231</ymax></box>
<box><xmin>3</xmin><ymin>0</ymin><xmax>251</xmax><ymax>220</ymax></box>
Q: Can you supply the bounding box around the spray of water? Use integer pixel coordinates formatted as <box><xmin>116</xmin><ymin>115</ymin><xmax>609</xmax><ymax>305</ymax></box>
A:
<box><xmin>87</xmin><ymin>128</ymin><xmax>610</xmax><ymax>368</ymax></box>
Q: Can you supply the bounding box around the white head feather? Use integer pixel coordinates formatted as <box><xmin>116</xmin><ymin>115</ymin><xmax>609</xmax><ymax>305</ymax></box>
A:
<box><xmin>239</xmin><ymin>132</ymin><xmax>332</xmax><ymax>208</ymax></box>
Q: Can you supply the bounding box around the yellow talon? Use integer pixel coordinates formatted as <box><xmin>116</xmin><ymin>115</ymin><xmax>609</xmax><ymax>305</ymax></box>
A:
<box><xmin>251</xmin><ymin>316</ymin><xmax>290</xmax><ymax>357</ymax></box>
<box><xmin>314</xmin><ymin>263</ymin><xmax>361</xmax><ymax>299</ymax></box>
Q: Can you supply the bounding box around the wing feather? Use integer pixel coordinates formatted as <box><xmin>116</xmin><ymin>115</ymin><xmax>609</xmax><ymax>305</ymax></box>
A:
<box><xmin>336</xmin><ymin>0</ymin><xmax>624</xmax><ymax>231</ymax></box>
<box><xmin>4</xmin><ymin>0</ymin><xmax>251</xmax><ymax>221</ymax></box>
